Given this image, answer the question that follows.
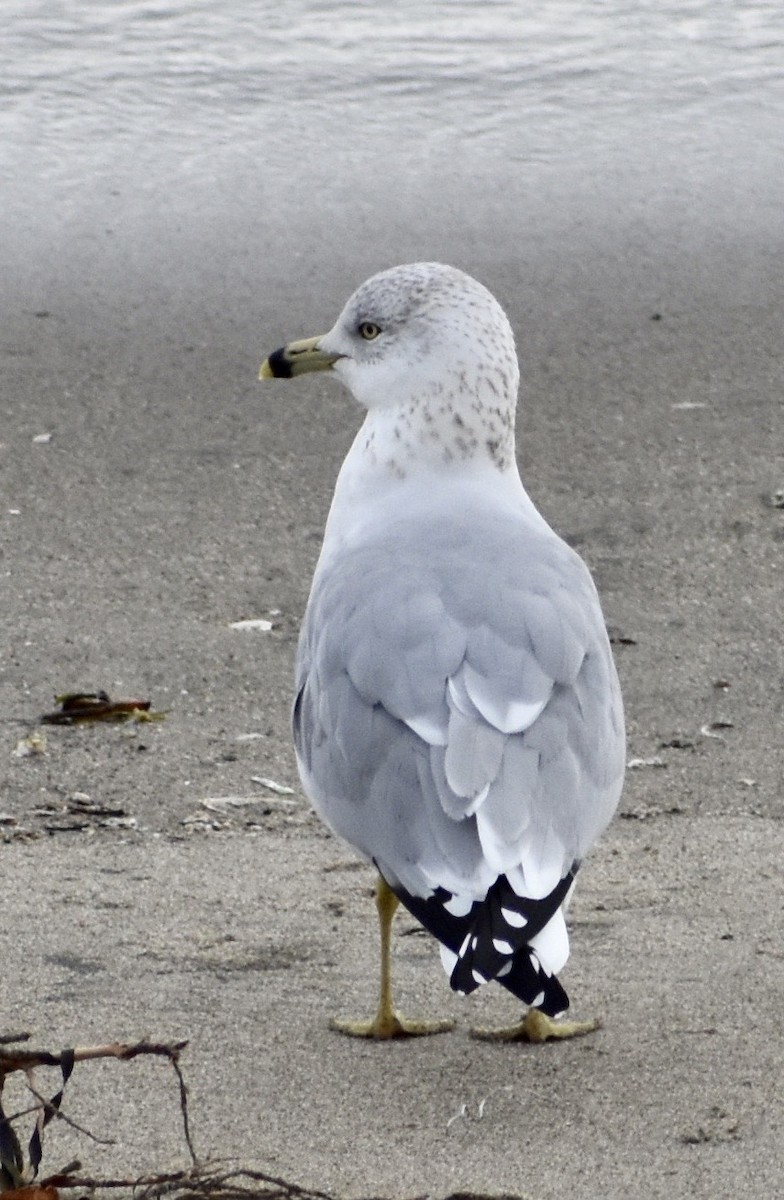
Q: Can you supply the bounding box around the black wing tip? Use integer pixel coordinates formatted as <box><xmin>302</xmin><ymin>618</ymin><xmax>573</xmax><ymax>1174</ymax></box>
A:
<box><xmin>391</xmin><ymin>869</ymin><xmax>577</xmax><ymax>1011</ymax></box>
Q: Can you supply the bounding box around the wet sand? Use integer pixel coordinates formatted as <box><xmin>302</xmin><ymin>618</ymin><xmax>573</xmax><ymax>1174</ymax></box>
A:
<box><xmin>2</xmin><ymin>142</ymin><xmax>784</xmax><ymax>1198</ymax></box>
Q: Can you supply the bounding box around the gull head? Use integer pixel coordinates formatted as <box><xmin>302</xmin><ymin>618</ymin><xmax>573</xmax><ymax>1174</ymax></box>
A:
<box><xmin>260</xmin><ymin>262</ymin><xmax>521</xmax><ymax>472</ymax></box>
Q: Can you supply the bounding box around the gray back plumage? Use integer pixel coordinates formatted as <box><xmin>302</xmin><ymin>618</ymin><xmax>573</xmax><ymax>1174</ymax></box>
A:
<box><xmin>294</xmin><ymin>496</ymin><xmax>624</xmax><ymax>906</ymax></box>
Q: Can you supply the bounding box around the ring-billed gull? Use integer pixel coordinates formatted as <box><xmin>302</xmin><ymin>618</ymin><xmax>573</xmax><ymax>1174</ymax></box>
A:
<box><xmin>260</xmin><ymin>262</ymin><xmax>625</xmax><ymax>1041</ymax></box>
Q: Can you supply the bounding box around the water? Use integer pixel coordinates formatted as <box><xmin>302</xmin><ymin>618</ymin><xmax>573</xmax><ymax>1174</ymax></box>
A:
<box><xmin>1</xmin><ymin>1</ymin><xmax>782</xmax><ymax>333</ymax></box>
<box><xmin>4</xmin><ymin>2</ymin><xmax>782</xmax><ymax>196</ymax></box>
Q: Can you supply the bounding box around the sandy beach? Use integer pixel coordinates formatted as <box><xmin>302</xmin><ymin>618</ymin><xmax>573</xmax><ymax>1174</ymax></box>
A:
<box><xmin>2</xmin><ymin>4</ymin><xmax>783</xmax><ymax>1197</ymax></box>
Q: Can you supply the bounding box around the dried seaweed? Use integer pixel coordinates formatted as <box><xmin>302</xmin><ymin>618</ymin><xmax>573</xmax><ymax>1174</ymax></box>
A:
<box><xmin>41</xmin><ymin>693</ymin><xmax>166</xmax><ymax>726</ymax></box>
<box><xmin>0</xmin><ymin>1036</ymin><xmax>523</xmax><ymax>1200</ymax></box>
<box><xmin>0</xmin><ymin>1036</ymin><xmax>193</xmax><ymax>1193</ymax></box>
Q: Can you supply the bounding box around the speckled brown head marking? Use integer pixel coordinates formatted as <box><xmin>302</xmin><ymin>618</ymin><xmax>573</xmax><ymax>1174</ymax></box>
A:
<box><xmin>318</xmin><ymin>262</ymin><xmax>521</xmax><ymax>475</ymax></box>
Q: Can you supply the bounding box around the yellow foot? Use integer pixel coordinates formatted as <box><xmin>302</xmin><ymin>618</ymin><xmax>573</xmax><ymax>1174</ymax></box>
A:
<box><xmin>471</xmin><ymin>1008</ymin><xmax>602</xmax><ymax>1043</ymax></box>
<box><xmin>330</xmin><ymin>1010</ymin><xmax>455</xmax><ymax>1040</ymax></box>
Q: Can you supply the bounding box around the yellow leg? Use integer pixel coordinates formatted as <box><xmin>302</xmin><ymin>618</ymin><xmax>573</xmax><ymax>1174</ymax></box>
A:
<box><xmin>471</xmin><ymin>1007</ymin><xmax>602</xmax><ymax>1043</ymax></box>
<box><xmin>330</xmin><ymin>876</ymin><xmax>455</xmax><ymax>1039</ymax></box>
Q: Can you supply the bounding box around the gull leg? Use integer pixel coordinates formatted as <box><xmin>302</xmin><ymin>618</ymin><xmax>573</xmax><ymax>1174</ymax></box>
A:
<box><xmin>331</xmin><ymin>876</ymin><xmax>455</xmax><ymax>1039</ymax></box>
<box><xmin>471</xmin><ymin>1008</ymin><xmax>601</xmax><ymax>1043</ymax></box>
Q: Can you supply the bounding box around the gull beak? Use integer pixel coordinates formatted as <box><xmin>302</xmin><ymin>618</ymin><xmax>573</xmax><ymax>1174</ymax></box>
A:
<box><xmin>259</xmin><ymin>335</ymin><xmax>341</xmax><ymax>379</ymax></box>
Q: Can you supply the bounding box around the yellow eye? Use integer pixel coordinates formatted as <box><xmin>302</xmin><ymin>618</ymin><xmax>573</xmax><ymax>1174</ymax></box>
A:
<box><xmin>358</xmin><ymin>321</ymin><xmax>381</xmax><ymax>340</ymax></box>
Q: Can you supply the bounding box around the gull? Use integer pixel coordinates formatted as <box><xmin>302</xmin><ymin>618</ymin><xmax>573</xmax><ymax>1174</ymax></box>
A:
<box><xmin>260</xmin><ymin>262</ymin><xmax>625</xmax><ymax>1040</ymax></box>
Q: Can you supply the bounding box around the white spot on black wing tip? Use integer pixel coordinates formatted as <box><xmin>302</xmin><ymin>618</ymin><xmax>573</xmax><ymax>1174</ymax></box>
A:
<box><xmin>496</xmin><ymin>960</ymin><xmax>513</xmax><ymax>978</ymax></box>
<box><xmin>532</xmin><ymin>990</ymin><xmax>546</xmax><ymax>1008</ymax></box>
<box><xmin>501</xmin><ymin>906</ymin><xmax>528</xmax><ymax>928</ymax></box>
<box><xmin>492</xmin><ymin>937</ymin><xmax>514</xmax><ymax>955</ymax></box>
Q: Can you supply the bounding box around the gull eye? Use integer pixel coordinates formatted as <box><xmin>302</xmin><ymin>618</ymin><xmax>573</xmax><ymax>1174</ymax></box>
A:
<box><xmin>358</xmin><ymin>320</ymin><xmax>382</xmax><ymax>341</ymax></box>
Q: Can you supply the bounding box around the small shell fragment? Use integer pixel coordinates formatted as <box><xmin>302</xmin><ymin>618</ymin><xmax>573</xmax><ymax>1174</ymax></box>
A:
<box><xmin>99</xmin><ymin>815</ymin><xmax>138</xmax><ymax>829</ymax></box>
<box><xmin>250</xmin><ymin>776</ymin><xmax>296</xmax><ymax>795</ymax></box>
<box><xmin>12</xmin><ymin>733</ymin><xmax>46</xmax><ymax>758</ymax></box>
<box><xmin>200</xmin><ymin>796</ymin><xmax>261</xmax><ymax>810</ymax></box>
<box><xmin>229</xmin><ymin>618</ymin><xmax>274</xmax><ymax>632</ymax></box>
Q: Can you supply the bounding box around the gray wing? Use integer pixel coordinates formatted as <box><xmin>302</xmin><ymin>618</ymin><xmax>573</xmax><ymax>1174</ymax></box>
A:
<box><xmin>294</xmin><ymin>506</ymin><xmax>624</xmax><ymax>907</ymax></box>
